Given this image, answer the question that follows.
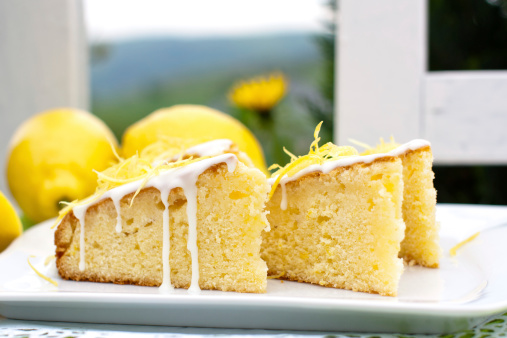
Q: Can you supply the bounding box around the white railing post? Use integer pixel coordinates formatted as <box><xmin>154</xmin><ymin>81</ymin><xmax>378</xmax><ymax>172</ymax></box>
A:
<box><xmin>336</xmin><ymin>0</ymin><xmax>507</xmax><ymax>164</ymax></box>
<box><xmin>336</xmin><ymin>0</ymin><xmax>426</xmax><ymax>146</ymax></box>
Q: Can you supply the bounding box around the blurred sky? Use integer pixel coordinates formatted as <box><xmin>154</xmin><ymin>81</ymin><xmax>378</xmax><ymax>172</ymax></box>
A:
<box><xmin>84</xmin><ymin>0</ymin><xmax>328</xmax><ymax>41</ymax></box>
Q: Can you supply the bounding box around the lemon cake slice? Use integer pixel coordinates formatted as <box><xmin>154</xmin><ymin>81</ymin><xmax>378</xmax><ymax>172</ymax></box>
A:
<box><xmin>261</xmin><ymin>124</ymin><xmax>405</xmax><ymax>296</ymax></box>
<box><xmin>55</xmin><ymin>142</ymin><xmax>269</xmax><ymax>293</ymax></box>
<box><xmin>362</xmin><ymin>138</ymin><xmax>439</xmax><ymax>268</ymax></box>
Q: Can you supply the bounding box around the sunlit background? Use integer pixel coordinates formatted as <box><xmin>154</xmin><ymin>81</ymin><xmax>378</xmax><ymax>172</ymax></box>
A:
<box><xmin>2</xmin><ymin>0</ymin><xmax>507</xmax><ymax>213</ymax></box>
<box><xmin>82</xmin><ymin>0</ymin><xmax>507</xmax><ymax>205</ymax></box>
<box><xmin>85</xmin><ymin>0</ymin><xmax>334</xmax><ymax>169</ymax></box>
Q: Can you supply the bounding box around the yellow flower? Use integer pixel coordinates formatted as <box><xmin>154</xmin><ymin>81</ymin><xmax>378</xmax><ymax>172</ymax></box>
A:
<box><xmin>229</xmin><ymin>72</ymin><xmax>288</xmax><ymax>113</ymax></box>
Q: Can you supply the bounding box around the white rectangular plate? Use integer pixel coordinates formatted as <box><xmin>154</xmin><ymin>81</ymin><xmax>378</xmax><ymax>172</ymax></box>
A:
<box><xmin>1</xmin><ymin>204</ymin><xmax>507</xmax><ymax>334</ymax></box>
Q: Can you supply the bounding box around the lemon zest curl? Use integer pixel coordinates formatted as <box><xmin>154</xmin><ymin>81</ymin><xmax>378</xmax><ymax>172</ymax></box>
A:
<box><xmin>28</xmin><ymin>256</ymin><xmax>58</xmax><ymax>287</ymax></box>
<box><xmin>354</xmin><ymin>136</ymin><xmax>400</xmax><ymax>156</ymax></box>
<box><xmin>52</xmin><ymin>139</ymin><xmax>215</xmax><ymax>229</ymax></box>
<box><xmin>450</xmin><ymin>232</ymin><xmax>480</xmax><ymax>257</ymax></box>
<box><xmin>268</xmin><ymin>122</ymin><xmax>358</xmax><ymax>200</ymax></box>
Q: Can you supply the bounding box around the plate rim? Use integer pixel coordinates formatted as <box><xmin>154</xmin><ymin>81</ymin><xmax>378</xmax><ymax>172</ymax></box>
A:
<box><xmin>2</xmin><ymin>203</ymin><xmax>507</xmax><ymax>330</ymax></box>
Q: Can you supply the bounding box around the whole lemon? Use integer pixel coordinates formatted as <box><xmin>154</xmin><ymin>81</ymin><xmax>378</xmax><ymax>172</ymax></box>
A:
<box><xmin>6</xmin><ymin>108</ymin><xmax>118</xmax><ymax>223</ymax></box>
<box><xmin>122</xmin><ymin>105</ymin><xmax>267</xmax><ymax>173</ymax></box>
<box><xmin>0</xmin><ymin>190</ymin><xmax>23</xmax><ymax>252</ymax></box>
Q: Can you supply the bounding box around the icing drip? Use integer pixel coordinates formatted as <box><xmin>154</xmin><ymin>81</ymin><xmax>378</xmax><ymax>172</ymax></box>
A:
<box><xmin>69</xmin><ymin>153</ymin><xmax>238</xmax><ymax>292</ymax></box>
<box><xmin>110</xmin><ymin>190</ymin><xmax>123</xmax><ymax>233</ymax></box>
<box><xmin>73</xmin><ymin>207</ymin><xmax>87</xmax><ymax>271</ymax></box>
<box><xmin>183</xmin><ymin>180</ymin><xmax>199</xmax><ymax>294</ymax></box>
<box><xmin>280</xmin><ymin>183</ymin><xmax>287</xmax><ymax>210</ymax></box>
<box><xmin>150</xmin><ymin>154</ymin><xmax>237</xmax><ymax>292</ymax></box>
<box><xmin>179</xmin><ymin>139</ymin><xmax>233</xmax><ymax>158</ymax></box>
<box><xmin>159</xmin><ymin>187</ymin><xmax>173</xmax><ymax>293</ymax></box>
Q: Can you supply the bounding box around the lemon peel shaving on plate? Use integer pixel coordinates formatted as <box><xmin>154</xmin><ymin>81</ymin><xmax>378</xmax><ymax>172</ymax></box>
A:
<box><xmin>44</xmin><ymin>255</ymin><xmax>56</xmax><ymax>266</ymax></box>
<box><xmin>52</xmin><ymin>139</ymin><xmax>216</xmax><ymax>228</ymax></box>
<box><xmin>450</xmin><ymin>232</ymin><xmax>480</xmax><ymax>257</ymax></box>
<box><xmin>354</xmin><ymin>136</ymin><xmax>400</xmax><ymax>156</ymax></box>
<box><xmin>268</xmin><ymin>122</ymin><xmax>358</xmax><ymax>200</ymax></box>
<box><xmin>28</xmin><ymin>256</ymin><xmax>58</xmax><ymax>287</ymax></box>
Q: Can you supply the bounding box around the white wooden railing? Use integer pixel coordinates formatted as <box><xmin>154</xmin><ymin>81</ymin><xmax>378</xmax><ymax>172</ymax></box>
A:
<box><xmin>335</xmin><ymin>0</ymin><xmax>507</xmax><ymax>164</ymax></box>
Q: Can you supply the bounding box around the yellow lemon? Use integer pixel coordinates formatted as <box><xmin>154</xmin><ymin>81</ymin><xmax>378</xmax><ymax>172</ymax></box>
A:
<box><xmin>6</xmin><ymin>108</ymin><xmax>119</xmax><ymax>223</ymax></box>
<box><xmin>122</xmin><ymin>105</ymin><xmax>267</xmax><ymax>173</ymax></box>
<box><xmin>0</xmin><ymin>191</ymin><xmax>22</xmax><ymax>252</ymax></box>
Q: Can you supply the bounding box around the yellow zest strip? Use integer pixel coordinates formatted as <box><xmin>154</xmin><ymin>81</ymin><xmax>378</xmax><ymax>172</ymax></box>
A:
<box><xmin>360</xmin><ymin>136</ymin><xmax>400</xmax><ymax>156</ymax></box>
<box><xmin>283</xmin><ymin>147</ymin><xmax>297</xmax><ymax>161</ymax></box>
<box><xmin>28</xmin><ymin>256</ymin><xmax>58</xmax><ymax>287</ymax></box>
<box><xmin>268</xmin><ymin>121</ymin><xmax>358</xmax><ymax>200</ymax></box>
<box><xmin>44</xmin><ymin>255</ymin><xmax>56</xmax><ymax>266</ymax></box>
<box><xmin>52</xmin><ymin>187</ymin><xmax>108</xmax><ymax>229</ymax></box>
<box><xmin>110</xmin><ymin>141</ymin><xmax>123</xmax><ymax>162</ymax></box>
<box><xmin>450</xmin><ymin>232</ymin><xmax>480</xmax><ymax>257</ymax></box>
<box><xmin>268</xmin><ymin>163</ymin><xmax>282</xmax><ymax>171</ymax></box>
<box><xmin>94</xmin><ymin>170</ymin><xmax>146</xmax><ymax>185</ymax></box>
<box><xmin>53</xmin><ymin>137</ymin><xmax>219</xmax><ymax>228</ymax></box>
<box><xmin>129</xmin><ymin>160</ymin><xmax>166</xmax><ymax>207</ymax></box>
<box><xmin>268</xmin><ymin>155</ymin><xmax>318</xmax><ymax>200</ymax></box>
<box><xmin>348</xmin><ymin>138</ymin><xmax>372</xmax><ymax>150</ymax></box>
<box><xmin>113</xmin><ymin>158</ymin><xmax>131</xmax><ymax>175</ymax></box>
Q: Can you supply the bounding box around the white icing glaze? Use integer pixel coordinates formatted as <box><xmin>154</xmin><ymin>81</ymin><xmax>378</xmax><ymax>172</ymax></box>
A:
<box><xmin>171</xmin><ymin>139</ymin><xmax>233</xmax><ymax>161</ymax></box>
<box><xmin>268</xmin><ymin>139</ymin><xmax>431</xmax><ymax>209</ymax></box>
<box><xmin>159</xmin><ymin>187</ymin><xmax>173</xmax><ymax>293</ymax></box>
<box><xmin>182</xmin><ymin>179</ymin><xmax>199</xmax><ymax>293</ymax></box>
<box><xmin>388</xmin><ymin>139</ymin><xmax>430</xmax><ymax>157</ymax></box>
<box><xmin>72</xmin><ymin>153</ymin><xmax>238</xmax><ymax>291</ymax></box>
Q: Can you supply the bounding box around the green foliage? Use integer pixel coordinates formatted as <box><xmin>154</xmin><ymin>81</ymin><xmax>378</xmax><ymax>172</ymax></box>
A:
<box><xmin>301</xmin><ymin>0</ymin><xmax>335</xmax><ymax>144</ymax></box>
<box><xmin>429</xmin><ymin>0</ymin><xmax>507</xmax><ymax>70</ymax></box>
<box><xmin>91</xmin><ymin>35</ymin><xmax>324</xmax><ymax>148</ymax></box>
<box><xmin>434</xmin><ymin>166</ymin><xmax>507</xmax><ymax>205</ymax></box>
<box><xmin>229</xmin><ymin>95</ymin><xmax>316</xmax><ymax>167</ymax></box>
<box><xmin>20</xmin><ymin>213</ymin><xmax>35</xmax><ymax>231</ymax></box>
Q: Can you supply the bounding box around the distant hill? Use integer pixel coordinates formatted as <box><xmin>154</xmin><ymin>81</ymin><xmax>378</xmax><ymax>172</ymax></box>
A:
<box><xmin>90</xmin><ymin>33</ymin><xmax>325</xmax><ymax>142</ymax></box>
<box><xmin>91</xmin><ymin>33</ymin><xmax>322</xmax><ymax>101</ymax></box>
